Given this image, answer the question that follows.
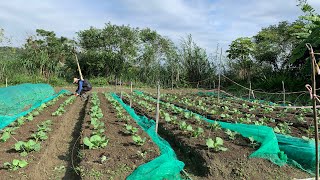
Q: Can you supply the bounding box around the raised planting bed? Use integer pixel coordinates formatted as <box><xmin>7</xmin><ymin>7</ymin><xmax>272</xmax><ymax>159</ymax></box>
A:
<box><xmin>147</xmin><ymin>92</ymin><xmax>314</xmax><ymax>139</ymax></box>
<box><xmin>0</xmin><ymin>94</ymin><xmax>82</xmax><ymax>178</ymax></box>
<box><xmin>123</xmin><ymin>92</ymin><xmax>310</xmax><ymax>180</ymax></box>
<box><xmin>77</xmin><ymin>92</ymin><xmax>160</xmax><ymax>179</ymax></box>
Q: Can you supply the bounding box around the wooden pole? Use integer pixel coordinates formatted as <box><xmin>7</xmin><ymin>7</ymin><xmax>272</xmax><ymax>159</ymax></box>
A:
<box><xmin>307</xmin><ymin>43</ymin><xmax>319</xmax><ymax>179</ymax></box>
<box><xmin>5</xmin><ymin>77</ymin><xmax>7</xmax><ymax>87</ymax></box>
<box><xmin>115</xmin><ymin>77</ymin><xmax>117</xmax><ymax>91</ymax></box>
<box><xmin>74</xmin><ymin>50</ymin><xmax>83</xmax><ymax>80</ymax></box>
<box><xmin>120</xmin><ymin>78</ymin><xmax>122</xmax><ymax>99</ymax></box>
<box><xmin>218</xmin><ymin>48</ymin><xmax>222</xmax><ymax>103</ymax></box>
<box><xmin>282</xmin><ymin>81</ymin><xmax>285</xmax><ymax>105</ymax></box>
<box><xmin>130</xmin><ymin>81</ymin><xmax>133</xmax><ymax>107</ymax></box>
<box><xmin>155</xmin><ymin>81</ymin><xmax>160</xmax><ymax>133</ymax></box>
<box><xmin>249</xmin><ymin>81</ymin><xmax>252</xmax><ymax>100</ymax></box>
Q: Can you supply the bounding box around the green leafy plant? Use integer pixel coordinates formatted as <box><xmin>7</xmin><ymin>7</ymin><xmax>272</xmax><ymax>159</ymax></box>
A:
<box><xmin>0</xmin><ymin>127</ymin><xmax>18</xmax><ymax>142</ymax></box>
<box><xmin>3</xmin><ymin>159</ymin><xmax>28</xmax><ymax>171</ymax></box>
<box><xmin>14</xmin><ymin>140</ymin><xmax>41</xmax><ymax>156</ymax></box>
<box><xmin>248</xmin><ymin>136</ymin><xmax>259</xmax><ymax>148</ymax></box>
<box><xmin>32</xmin><ymin>111</ymin><xmax>40</xmax><ymax>116</ymax></box>
<box><xmin>52</xmin><ymin>106</ymin><xmax>65</xmax><ymax>116</ymax></box>
<box><xmin>16</xmin><ymin>117</ymin><xmax>25</xmax><ymax>126</ymax></box>
<box><xmin>192</xmin><ymin>127</ymin><xmax>204</xmax><ymax>138</ymax></box>
<box><xmin>225</xmin><ymin>129</ymin><xmax>238</xmax><ymax>140</ymax></box>
<box><xmin>124</xmin><ymin>124</ymin><xmax>138</xmax><ymax>135</ymax></box>
<box><xmin>31</xmin><ymin>131</ymin><xmax>48</xmax><ymax>141</ymax></box>
<box><xmin>179</xmin><ymin>121</ymin><xmax>188</xmax><ymax>131</ymax></box>
<box><xmin>132</xmin><ymin>135</ymin><xmax>146</xmax><ymax>146</ymax></box>
<box><xmin>274</xmin><ymin>122</ymin><xmax>292</xmax><ymax>135</ymax></box>
<box><xmin>83</xmin><ymin>135</ymin><xmax>109</xmax><ymax>149</ymax></box>
<box><xmin>26</xmin><ymin>114</ymin><xmax>34</xmax><ymax>121</ymax></box>
<box><xmin>92</xmin><ymin>128</ymin><xmax>105</xmax><ymax>136</ymax></box>
<box><xmin>208</xmin><ymin>121</ymin><xmax>221</xmax><ymax>131</ymax></box>
<box><xmin>206</xmin><ymin>137</ymin><xmax>228</xmax><ymax>152</ymax></box>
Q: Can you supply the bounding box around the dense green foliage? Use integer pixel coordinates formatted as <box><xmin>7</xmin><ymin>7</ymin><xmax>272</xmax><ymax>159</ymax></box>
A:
<box><xmin>0</xmin><ymin>0</ymin><xmax>320</xmax><ymax>97</ymax></box>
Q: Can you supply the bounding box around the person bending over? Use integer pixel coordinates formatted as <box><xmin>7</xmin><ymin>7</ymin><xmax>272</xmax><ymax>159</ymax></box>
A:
<box><xmin>73</xmin><ymin>78</ymin><xmax>92</xmax><ymax>100</ymax></box>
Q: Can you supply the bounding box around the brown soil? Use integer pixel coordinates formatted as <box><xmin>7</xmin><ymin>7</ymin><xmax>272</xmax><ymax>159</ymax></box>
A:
<box><xmin>154</xmin><ymin>93</ymin><xmax>313</xmax><ymax>138</ymax></box>
<box><xmin>124</xmin><ymin>94</ymin><xmax>311</xmax><ymax>180</ymax></box>
<box><xmin>78</xmin><ymin>93</ymin><xmax>160</xmax><ymax>179</ymax></box>
<box><xmin>0</xmin><ymin>95</ymin><xmax>84</xmax><ymax>180</ymax></box>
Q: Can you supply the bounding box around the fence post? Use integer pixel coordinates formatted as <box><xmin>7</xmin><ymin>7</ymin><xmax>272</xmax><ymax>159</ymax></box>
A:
<box><xmin>130</xmin><ymin>81</ymin><xmax>133</xmax><ymax>107</ymax></box>
<box><xmin>249</xmin><ymin>81</ymin><xmax>252</xmax><ymax>100</ymax></box>
<box><xmin>282</xmin><ymin>81</ymin><xmax>285</xmax><ymax>105</ymax></box>
<box><xmin>120</xmin><ymin>78</ymin><xmax>122</xmax><ymax>99</ymax></box>
<box><xmin>155</xmin><ymin>81</ymin><xmax>160</xmax><ymax>133</ymax></box>
<box><xmin>218</xmin><ymin>47</ymin><xmax>222</xmax><ymax>103</ymax></box>
<box><xmin>306</xmin><ymin>43</ymin><xmax>319</xmax><ymax>179</ymax></box>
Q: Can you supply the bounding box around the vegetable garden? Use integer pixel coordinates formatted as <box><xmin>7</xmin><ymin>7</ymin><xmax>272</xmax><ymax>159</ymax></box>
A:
<box><xmin>0</xmin><ymin>84</ymin><xmax>317</xmax><ymax>179</ymax></box>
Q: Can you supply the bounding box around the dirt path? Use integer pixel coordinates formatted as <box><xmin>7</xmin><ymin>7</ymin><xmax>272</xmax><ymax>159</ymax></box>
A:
<box><xmin>28</xmin><ymin>98</ymin><xmax>87</xmax><ymax>180</ymax></box>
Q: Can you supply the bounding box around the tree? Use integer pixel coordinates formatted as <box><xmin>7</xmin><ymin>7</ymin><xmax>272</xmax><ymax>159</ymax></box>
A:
<box><xmin>77</xmin><ymin>23</ymin><xmax>139</xmax><ymax>80</ymax></box>
<box><xmin>254</xmin><ymin>21</ymin><xmax>303</xmax><ymax>70</ymax></box>
<box><xmin>22</xmin><ymin>29</ymin><xmax>74</xmax><ymax>80</ymax></box>
<box><xmin>180</xmin><ymin>35</ymin><xmax>216</xmax><ymax>87</ymax></box>
<box><xmin>226</xmin><ymin>37</ymin><xmax>255</xmax><ymax>81</ymax></box>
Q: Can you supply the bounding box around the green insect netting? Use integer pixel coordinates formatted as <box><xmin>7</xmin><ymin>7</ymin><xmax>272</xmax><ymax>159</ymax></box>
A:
<box><xmin>136</xmin><ymin>91</ymin><xmax>318</xmax><ymax>175</ymax></box>
<box><xmin>111</xmin><ymin>93</ymin><xmax>185</xmax><ymax>180</ymax></box>
<box><xmin>0</xmin><ymin>83</ymin><xmax>69</xmax><ymax>130</ymax></box>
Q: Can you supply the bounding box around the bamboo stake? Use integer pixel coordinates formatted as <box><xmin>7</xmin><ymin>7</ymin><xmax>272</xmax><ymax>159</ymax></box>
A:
<box><xmin>306</xmin><ymin>43</ymin><xmax>319</xmax><ymax>180</ymax></box>
<box><xmin>130</xmin><ymin>81</ymin><xmax>133</xmax><ymax>107</ymax></box>
<box><xmin>74</xmin><ymin>50</ymin><xmax>83</xmax><ymax>80</ymax></box>
<box><xmin>282</xmin><ymin>81</ymin><xmax>285</xmax><ymax>105</ymax></box>
<box><xmin>120</xmin><ymin>78</ymin><xmax>122</xmax><ymax>99</ymax></box>
<box><xmin>155</xmin><ymin>81</ymin><xmax>160</xmax><ymax>133</ymax></box>
<box><xmin>249</xmin><ymin>81</ymin><xmax>252</xmax><ymax>100</ymax></box>
<box><xmin>218</xmin><ymin>48</ymin><xmax>222</xmax><ymax>103</ymax></box>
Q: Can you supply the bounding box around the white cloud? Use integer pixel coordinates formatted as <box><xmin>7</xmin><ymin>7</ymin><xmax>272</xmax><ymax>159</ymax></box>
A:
<box><xmin>0</xmin><ymin>0</ymin><xmax>320</xmax><ymax>54</ymax></box>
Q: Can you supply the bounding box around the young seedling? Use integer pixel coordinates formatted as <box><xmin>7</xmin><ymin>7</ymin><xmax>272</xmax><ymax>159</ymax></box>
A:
<box><xmin>31</xmin><ymin>131</ymin><xmax>48</xmax><ymax>141</ymax></box>
<box><xmin>26</xmin><ymin>114</ymin><xmax>34</xmax><ymax>121</ymax></box>
<box><xmin>192</xmin><ymin>127</ymin><xmax>204</xmax><ymax>138</ymax></box>
<box><xmin>206</xmin><ymin>137</ymin><xmax>228</xmax><ymax>152</ymax></box>
<box><xmin>225</xmin><ymin>129</ymin><xmax>238</xmax><ymax>140</ymax></box>
<box><xmin>124</xmin><ymin>124</ymin><xmax>138</xmax><ymax>135</ymax></box>
<box><xmin>248</xmin><ymin>136</ymin><xmax>259</xmax><ymax>148</ymax></box>
<box><xmin>83</xmin><ymin>135</ymin><xmax>109</xmax><ymax>149</ymax></box>
<box><xmin>3</xmin><ymin>159</ymin><xmax>28</xmax><ymax>171</ymax></box>
<box><xmin>0</xmin><ymin>127</ymin><xmax>18</xmax><ymax>142</ymax></box>
<box><xmin>208</xmin><ymin>121</ymin><xmax>221</xmax><ymax>131</ymax></box>
<box><xmin>14</xmin><ymin>140</ymin><xmax>41</xmax><ymax>156</ymax></box>
<box><xmin>132</xmin><ymin>135</ymin><xmax>146</xmax><ymax>146</ymax></box>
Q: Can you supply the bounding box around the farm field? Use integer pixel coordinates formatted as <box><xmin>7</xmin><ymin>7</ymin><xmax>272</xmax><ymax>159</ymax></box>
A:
<box><xmin>0</xmin><ymin>88</ymin><xmax>315</xmax><ymax>180</ymax></box>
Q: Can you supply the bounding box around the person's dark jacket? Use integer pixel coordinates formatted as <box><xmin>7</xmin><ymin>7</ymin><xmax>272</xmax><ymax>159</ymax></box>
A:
<box><xmin>76</xmin><ymin>79</ymin><xmax>92</xmax><ymax>94</ymax></box>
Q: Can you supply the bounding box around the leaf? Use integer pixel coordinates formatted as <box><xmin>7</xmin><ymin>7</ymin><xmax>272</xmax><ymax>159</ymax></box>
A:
<box><xmin>1</xmin><ymin>132</ymin><xmax>11</xmax><ymax>142</ymax></box>
<box><xmin>20</xmin><ymin>152</ymin><xmax>28</xmax><ymax>157</ymax></box>
<box><xmin>215</xmin><ymin>137</ymin><xmax>224</xmax><ymax>145</ymax></box>
<box><xmin>12</xmin><ymin>159</ymin><xmax>19</xmax><ymax>166</ymax></box>
<box><xmin>83</xmin><ymin>137</ymin><xmax>94</xmax><ymax>149</ymax></box>
<box><xmin>18</xmin><ymin>160</ymin><xmax>28</xmax><ymax>168</ymax></box>
<box><xmin>186</xmin><ymin>125</ymin><xmax>193</xmax><ymax>131</ymax></box>
<box><xmin>220</xmin><ymin>147</ymin><xmax>228</xmax><ymax>151</ymax></box>
<box><xmin>206</xmin><ymin>138</ymin><xmax>214</xmax><ymax>148</ymax></box>
<box><xmin>90</xmin><ymin>135</ymin><xmax>102</xmax><ymax>142</ymax></box>
<box><xmin>273</xmin><ymin>126</ymin><xmax>281</xmax><ymax>133</ymax></box>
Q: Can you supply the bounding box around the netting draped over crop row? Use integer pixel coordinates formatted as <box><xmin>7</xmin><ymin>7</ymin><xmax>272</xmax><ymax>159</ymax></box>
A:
<box><xmin>0</xmin><ymin>83</ymin><xmax>69</xmax><ymax>130</ymax></box>
<box><xmin>136</xmin><ymin>90</ymin><xmax>318</xmax><ymax>174</ymax></box>
<box><xmin>111</xmin><ymin>93</ymin><xmax>185</xmax><ymax>180</ymax></box>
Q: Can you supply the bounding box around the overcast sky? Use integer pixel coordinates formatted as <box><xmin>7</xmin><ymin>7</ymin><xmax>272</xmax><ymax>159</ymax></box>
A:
<box><xmin>1</xmin><ymin>0</ymin><xmax>320</xmax><ymax>53</ymax></box>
